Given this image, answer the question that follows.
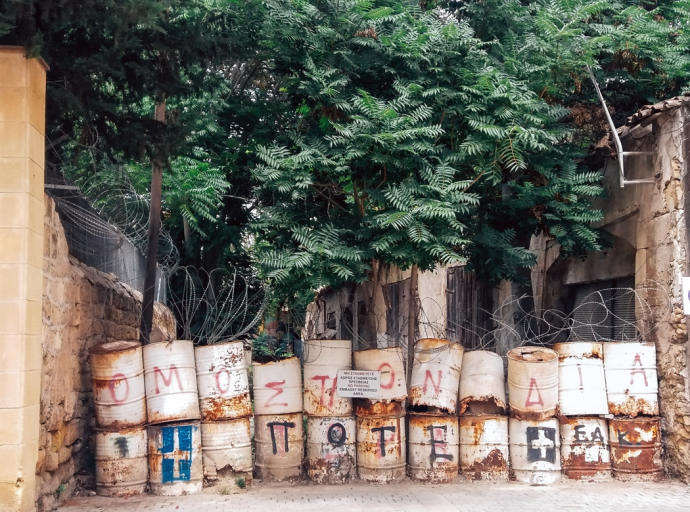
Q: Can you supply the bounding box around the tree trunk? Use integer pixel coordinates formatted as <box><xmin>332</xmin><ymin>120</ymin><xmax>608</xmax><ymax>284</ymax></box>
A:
<box><xmin>183</xmin><ymin>216</ymin><xmax>192</xmax><ymax>254</ymax></box>
<box><xmin>139</xmin><ymin>99</ymin><xmax>166</xmax><ymax>345</ymax></box>
<box><xmin>406</xmin><ymin>264</ymin><xmax>418</xmax><ymax>388</ymax></box>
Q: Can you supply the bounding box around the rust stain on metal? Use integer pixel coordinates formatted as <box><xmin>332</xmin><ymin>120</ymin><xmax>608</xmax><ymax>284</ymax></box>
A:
<box><xmin>355</xmin><ymin>398</ymin><xmax>405</xmax><ymax>417</ymax></box>
<box><xmin>510</xmin><ymin>405</ymin><xmax>559</xmax><ymax>422</ymax></box>
<box><xmin>458</xmin><ymin>396</ymin><xmax>506</xmax><ymax>415</ymax></box>
<box><xmin>466</xmin><ymin>448</ymin><xmax>507</xmax><ymax>481</ymax></box>
<box><xmin>306</xmin><ymin>455</ymin><xmax>355</xmax><ymax>484</ymax></box>
<box><xmin>201</xmin><ymin>393</ymin><xmax>251</xmax><ymax>421</ymax></box>
<box><xmin>608</xmin><ymin>397</ymin><xmax>657</xmax><ymax>417</ymax></box>
<box><xmin>609</xmin><ymin>417</ymin><xmax>662</xmax><ymax>481</ymax></box>
<box><xmin>304</xmin><ymin>387</ymin><xmax>337</xmax><ymax>417</ymax></box>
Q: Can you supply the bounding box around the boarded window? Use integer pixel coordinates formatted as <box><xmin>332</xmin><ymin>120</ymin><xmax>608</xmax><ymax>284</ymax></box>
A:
<box><xmin>384</xmin><ymin>279</ymin><xmax>410</xmax><ymax>347</ymax></box>
<box><xmin>570</xmin><ymin>277</ymin><xmax>637</xmax><ymax>341</ymax></box>
<box><xmin>446</xmin><ymin>267</ymin><xmax>494</xmax><ymax>350</ymax></box>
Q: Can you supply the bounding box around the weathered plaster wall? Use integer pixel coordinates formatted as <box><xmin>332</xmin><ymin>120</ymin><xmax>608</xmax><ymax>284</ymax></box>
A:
<box><xmin>35</xmin><ymin>195</ymin><xmax>176</xmax><ymax>511</ymax></box>
<box><xmin>538</xmin><ymin>105</ymin><xmax>690</xmax><ymax>480</ymax></box>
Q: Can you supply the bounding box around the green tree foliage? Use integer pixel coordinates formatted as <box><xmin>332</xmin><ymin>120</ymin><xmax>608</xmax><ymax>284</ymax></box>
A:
<box><xmin>252</xmin><ymin>0</ymin><xmax>608</xmax><ymax>301</ymax></box>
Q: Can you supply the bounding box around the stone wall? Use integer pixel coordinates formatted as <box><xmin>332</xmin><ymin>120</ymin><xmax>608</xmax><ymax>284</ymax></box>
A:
<box><xmin>35</xmin><ymin>195</ymin><xmax>176</xmax><ymax>511</ymax></box>
<box><xmin>533</xmin><ymin>104</ymin><xmax>690</xmax><ymax>481</ymax></box>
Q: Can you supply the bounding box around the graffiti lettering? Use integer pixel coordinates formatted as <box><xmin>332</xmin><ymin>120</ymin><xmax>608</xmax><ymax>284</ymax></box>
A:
<box><xmin>265</xmin><ymin>380</ymin><xmax>288</xmax><ymax>408</ymax></box>
<box><xmin>427</xmin><ymin>425</ymin><xmax>453</xmax><ymax>461</ymax></box>
<box><xmin>616</xmin><ymin>429</ymin><xmax>632</xmax><ymax>446</ymax></box>
<box><xmin>108</xmin><ymin>373</ymin><xmax>129</xmax><ymax>403</ymax></box>
<box><xmin>591</xmin><ymin>427</ymin><xmax>605</xmax><ymax>444</ymax></box>
<box><xmin>378</xmin><ymin>363</ymin><xmax>395</xmax><ymax>390</ymax></box>
<box><xmin>573</xmin><ymin>425</ymin><xmax>587</xmax><ymax>443</ymax></box>
<box><xmin>423</xmin><ymin>370</ymin><xmax>442</xmax><ymax>395</ymax></box>
<box><xmin>577</xmin><ymin>364</ymin><xmax>584</xmax><ymax>391</ymax></box>
<box><xmin>311</xmin><ymin>375</ymin><xmax>337</xmax><ymax>407</ymax></box>
<box><xmin>524</xmin><ymin>378</ymin><xmax>544</xmax><ymax>407</ymax></box>
<box><xmin>153</xmin><ymin>365</ymin><xmax>183</xmax><ymax>394</ymax></box>
<box><xmin>215</xmin><ymin>369</ymin><xmax>231</xmax><ymax>394</ymax></box>
<box><xmin>630</xmin><ymin>354</ymin><xmax>649</xmax><ymax>387</ymax></box>
<box><xmin>267</xmin><ymin>421</ymin><xmax>296</xmax><ymax>455</ymax></box>
<box><xmin>371</xmin><ymin>425</ymin><xmax>396</xmax><ymax>457</ymax></box>
<box><xmin>114</xmin><ymin>436</ymin><xmax>129</xmax><ymax>458</ymax></box>
<box><xmin>327</xmin><ymin>423</ymin><xmax>346</xmax><ymax>447</ymax></box>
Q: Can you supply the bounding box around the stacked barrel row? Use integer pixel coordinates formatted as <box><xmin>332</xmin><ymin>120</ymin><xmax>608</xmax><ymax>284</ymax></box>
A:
<box><xmin>505</xmin><ymin>342</ymin><xmax>662</xmax><ymax>484</ymax></box>
<box><xmin>90</xmin><ymin>340</ymin><xmax>256</xmax><ymax>497</ymax></box>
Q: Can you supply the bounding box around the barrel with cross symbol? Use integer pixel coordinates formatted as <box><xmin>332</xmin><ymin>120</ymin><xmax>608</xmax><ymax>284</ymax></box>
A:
<box><xmin>509</xmin><ymin>418</ymin><xmax>561</xmax><ymax>485</ymax></box>
<box><xmin>148</xmin><ymin>421</ymin><xmax>203</xmax><ymax>495</ymax></box>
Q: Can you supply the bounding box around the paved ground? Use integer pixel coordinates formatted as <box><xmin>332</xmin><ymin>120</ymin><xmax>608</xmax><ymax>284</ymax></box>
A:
<box><xmin>58</xmin><ymin>479</ymin><xmax>690</xmax><ymax>512</ymax></box>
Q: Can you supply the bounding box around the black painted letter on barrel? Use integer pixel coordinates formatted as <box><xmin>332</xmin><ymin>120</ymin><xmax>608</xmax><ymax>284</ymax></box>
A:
<box><xmin>371</xmin><ymin>426</ymin><xmax>396</xmax><ymax>457</ymax></box>
<box><xmin>427</xmin><ymin>425</ymin><xmax>453</xmax><ymax>461</ymax></box>
<box><xmin>267</xmin><ymin>421</ymin><xmax>296</xmax><ymax>455</ymax></box>
<box><xmin>328</xmin><ymin>423</ymin><xmax>346</xmax><ymax>447</ymax></box>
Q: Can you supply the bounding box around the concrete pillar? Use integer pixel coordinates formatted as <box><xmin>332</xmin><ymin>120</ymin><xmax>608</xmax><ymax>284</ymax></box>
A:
<box><xmin>0</xmin><ymin>47</ymin><xmax>47</xmax><ymax>512</ymax></box>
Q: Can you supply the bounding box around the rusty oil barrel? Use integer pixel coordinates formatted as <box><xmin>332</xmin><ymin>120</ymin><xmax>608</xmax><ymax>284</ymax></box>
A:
<box><xmin>306</xmin><ymin>415</ymin><xmax>356</xmax><ymax>484</ymax></box>
<box><xmin>459</xmin><ymin>415</ymin><xmax>509</xmax><ymax>480</ymax></box>
<box><xmin>553</xmin><ymin>342</ymin><xmax>608</xmax><ymax>416</ymax></box>
<box><xmin>458</xmin><ymin>350</ymin><xmax>506</xmax><ymax>415</ymax></box>
<box><xmin>303</xmin><ymin>339</ymin><xmax>352</xmax><ymax>417</ymax></box>
<box><xmin>253</xmin><ymin>357</ymin><xmax>303</xmax><ymax>415</ymax></box>
<box><xmin>90</xmin><ymin>341</ymin><xmax>147</xmax><ymax>429</ymax></box>
<box><xmin>609</xmin><ymin>416</ymin><xmax>663</xmax><ymax>481</ymax></box>
<box><xmin>254</xmin><ymin>413</ymin><xmax>304</xmax><ymax>482</ymax></box>
<box><xmin>94</xmin><ymin>427</ymin><xmax>148</xmax><ymax>497</ymax></box>
<box><xmin>353</xmin><ymin>348</ymin><xmax>407</xmax><ymax>403</ymax></box>
<box><xmin>355</xmin><ymin>400</ymin><xmax>406</xmax><ymax>483</ymax></box>
<box><xmin>143</xmin><ymin>340</ymin><xmax>200</xmax><ymax>425</ymax></box>
<box><xmin>409</xmin><ymin>339</ymin><xmax>463</xmax><ymax>415</ymax></box>
<box><xmin>408</xmin><ymin>413</ymin><xmax>459</xmax><ymax>483</ymax></box>
<box><xmin>560</xmin><ymin>417</ymin><xmax>611</xmax><ymax>481</ymax></box>
<box><xmin>509</xmin><ymin>417</ymin><xmax>561</xmax><ymax>485</ymax></box>
<box><xmin>148</xmin><ymin>421</ymin><xmax>203</xmax><ymax>496</ymax></box>
<box><xmin>507</xmin><ymin>347</ymin><xmax>559</xmax><ymax>420</ymax></box>
<box><xmin>195</xmin><ymin>341</ymin><xmax>251</xmax><ymax>421</ymax></box>
<box><xmin>201</xmin><ymin>417</ymin><xmax>252</xmax><ymax>479</ymax></box>
<box><xmin>603</xmin><ymin>342</ymin><xmax>659</xmax><ymax>417</ymax></box>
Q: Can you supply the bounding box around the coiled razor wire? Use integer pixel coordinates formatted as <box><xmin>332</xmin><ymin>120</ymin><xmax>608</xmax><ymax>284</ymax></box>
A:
<box><xmin>306</xmin><ymin>279</ymin><xmax>672</xmax><ymax>368</ymax></box>
<box><xmin>167</xmin><ymin>266</ymin><xmax>267</xmax><ymax>345</ymax></box>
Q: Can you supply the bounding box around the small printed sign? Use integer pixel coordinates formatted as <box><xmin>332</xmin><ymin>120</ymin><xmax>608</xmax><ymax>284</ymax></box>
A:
<box><xmin>683</xmin><ymin>277</ymin><xmax>690</xmax><ymax>315</ymax></box>
<box><xmin>336</xmin><ymin>370</ymin><xmax>380</xmax><ymax>398</ymax></box>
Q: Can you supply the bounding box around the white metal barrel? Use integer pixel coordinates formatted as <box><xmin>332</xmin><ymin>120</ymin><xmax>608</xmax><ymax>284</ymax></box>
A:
<box><xmin>408</xmin><ymin>414</ymin><xmax>459</xmax><ymax>483</ymax></box>
<box><xmin>560</xmin><ymin>417</ymin><xmax>611</xmax><ymax>481</ymax></box>
<box><xmin>459</xmin><ymin>415</ymin><xmax>509</xmax><ymax>480</ymax></box>
<box><xmin>409</xmin><ymin>339</ymin><xmax>463</xmax><ymax>414</ymax></box>
<box><xmin>306</xmin><ymin>415</ymin><xmax>356</xmax><ymax>484</ymax></box>
<box><xmin>148</xmin><ymin>421</ymin><xmax>203</xmax><ymax>495</ymax></box>
<box><xmin>507</xmin><ymin>347</ymin><xmax>558</xmax><ymax>420</ymax></box>
<box><xmin>303</xmin><ymin>339</ymin><xmax>353</xmax><ymax>416</ymax></box>
<box><xmin>195</xmin><ymin>342</ymin><xmax>251</xmax><ymax>421</ymax></box>
<box><xmin>201</xmin><ymin>418</ymin><xmax>252</xmax><ymax>479</ymax></box>
<box><xmin>553</xmin><ymin>342</ymin><xmax>608</xmax><ymax>416</ymax></box>
<box><xmin>603</xmin><ymin>342</ymin><xmax>659</xmax><ymax>416</ymax></box>
<box><xmin>609</xmin><ymin>417</ymin><xmax>663</xmax><ymax>481</ymax></box>
<box><xmin>94</xmin><ymin>427</ymin><xmax>148</xmax><ymax>497</ymax></box>
<box><xmin>90</xmin><ymin>341</ymin><xmax>147</xmax><ymax>428</ymax></box>
<box><xmin>356</xmin><ymin>411</ymin><xmax>406</xmax><ymax>483</ymax></box>
<box><xmin>253</xmin><ymin>357</ymin><xmax>303</xmax><ymax>415</ymax></box>
<box><xmin>353</xmin><ymin>348</ymin><xmax>407</xmax><ymax>403</ymax></box>
<box><xmin>255</xmin><ymin>413</ymin><xmax>304</xmax><ymax>482</ymax></box>
<box><xmin>509</xmin><ymin>417</ymin><xmax>561</xmax><ymax>485</ymax></box>
<box><xmin>143</xmin><ymin>340</ymin><xmax>200</xmax><ymax>424</ymax></box>
<box><xmin>458</xmin><ymin>350</ymin><xmax>506</xmax><ymax>415</ymax></box>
